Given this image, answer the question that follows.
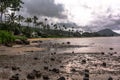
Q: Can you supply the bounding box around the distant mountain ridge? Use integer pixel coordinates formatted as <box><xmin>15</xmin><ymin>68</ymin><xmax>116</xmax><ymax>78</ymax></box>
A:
<box><xmin>97</xmin><ymin>29</ymin><xmax>120</xmax><ymax>36</ymax></box>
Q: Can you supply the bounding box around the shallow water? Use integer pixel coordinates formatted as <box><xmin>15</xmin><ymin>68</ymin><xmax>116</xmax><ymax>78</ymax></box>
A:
<box><xmin>0</xmin><ymin>37</ymin><xmax>120</xmax><ymax>80</ymax></box>
<box><xmin>48</xmin><ymin>37</ymin><xmax>120</xmax><ymax>54</ymax></box>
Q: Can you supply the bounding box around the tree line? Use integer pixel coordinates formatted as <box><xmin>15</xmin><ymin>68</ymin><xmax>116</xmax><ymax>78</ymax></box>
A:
<box><xmin>0</xmin><ymin>0</ymin><xmax>102</xmax><ymax>38</ymax></box>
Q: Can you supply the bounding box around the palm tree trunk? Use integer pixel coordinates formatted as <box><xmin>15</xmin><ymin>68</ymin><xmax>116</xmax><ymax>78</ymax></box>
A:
<box><xmin>28</xmin><ymin>23</ymin><xmax>29</xmax><ymax>27</ymax></box>
<box><xmin>0</xmin><ymin>12</ymin><xmax>3</xmax><ymax>23</ymax></box>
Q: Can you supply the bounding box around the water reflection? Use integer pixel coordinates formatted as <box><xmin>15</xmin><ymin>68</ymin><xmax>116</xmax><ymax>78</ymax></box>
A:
<box><xmin>47</xmin><ymin>37</ymin><xmax>120</xmax><ymax>55</ymax></box>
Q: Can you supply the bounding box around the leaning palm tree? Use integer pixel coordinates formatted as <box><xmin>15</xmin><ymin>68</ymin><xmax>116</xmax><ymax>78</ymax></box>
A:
<box><xmin>32</xmin><ymin>16</ymin><xmax>38</xmax><ymax>29</ymax></box>
<box><xmin>25</xmin><ymin>17</ymin><xmax>32</xmax><ymax>27</ymax></box>
<box><xmin>37</xmin><ymin>22</ymin><xmax>44</xmax><ymax>29</ymax></box>
<box><xmin>44</xmin><ymin>18</ymin><xmax>48</xmax><ymax>30</ymax></box>
<box><xmin>63</xmin><ymin>25</ymin><xmax>67</xmax><ymax>30</ymax></box>
<box><xmin>54</xmin><ymin>24</ymin><xmax>58</xmax><ymax>30</ymax></box>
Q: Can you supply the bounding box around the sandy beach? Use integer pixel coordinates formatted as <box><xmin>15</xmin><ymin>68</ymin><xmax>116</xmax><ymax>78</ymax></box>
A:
<box><xmin>0</xmin><ymin>38</ymin><xmax>120</xmax><ymax>80</ymax></box>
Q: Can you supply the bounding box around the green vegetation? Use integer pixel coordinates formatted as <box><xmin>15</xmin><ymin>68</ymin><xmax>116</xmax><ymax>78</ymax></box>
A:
<box><xmin>14</xmin><ymin>35</ymin><xmax>27</xmax><ymax>40</ymax></box>
<box><xmin>0</xmin><ymin>30</ymin><xmax>15</xmax><ymax>44</ymax></box>
<box><xmin>0</xmin><ymin>0</ymin><xmax>118</xmax><ymax>45</ymax></box>
<box><xmin>0</xmin><ymin>30</ymin><xmax>27</xmax><ymax>44</ymax></box>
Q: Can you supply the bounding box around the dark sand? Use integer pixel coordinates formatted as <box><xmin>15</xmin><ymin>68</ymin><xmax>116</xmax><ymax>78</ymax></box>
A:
<box><xmin>0</xmin><ymin>39</ymin><xmax>120</xmax><ymax>80</ymax></box>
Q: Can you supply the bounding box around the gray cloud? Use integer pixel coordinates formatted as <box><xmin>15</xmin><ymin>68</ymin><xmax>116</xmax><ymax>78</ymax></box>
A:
<box><xmin>19</xmin><ymin>0</ymin><xmax>120</xmax><ymax>32</ymax></box>
<box><xmin>21</xmin><ymin>0</ymin><xmax>67</xmax><ymax>19</ymax></box>
<box><xmin>86</xmin><ymin>7</ymin><xmax>120</xmax><ymax>31</ymax></box>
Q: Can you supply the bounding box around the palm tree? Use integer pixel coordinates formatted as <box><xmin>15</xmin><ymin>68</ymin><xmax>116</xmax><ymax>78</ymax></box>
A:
<box><xmin>69</xmin><ymin>29</ymin><xmax>71</xmax><ymax>37</ymax></box>
<box><xmin>46</xmin><ymin>24</ymin><xmax>50</xmax><ymax>30</ymax></box>
<box><xmin>63</xmin><ymin>25</ymin><xmax>67</xmax><ymax>31</ymax></box>
<box><xmin>0</xmin><ymin>0</ymin><xmax>23</xmax><ymax>23</ymax></box>
<box><xmin>0</xmin><ymin>0</ymin><xmax>9</xmax><ymax>22</ymax></box>
<box><xmin>7</xmin><ymin>13</ymin><xmax>17</xmax><ymax>24</ymax></box>
<box><xmin>32</xmin><ymin>16</ymin><xmax>38</xmax><ymax>28</ymax></box>
<box><xmin>38</xmin><ymin>22</ymin><xmax>44</xmax><ymax>29</ymax></box>
<box><xmin>54</xmin><ymin>24</ymin><xmax>57</xmax><ymax>30</ymax></box>
<box><xmin>16</xmin><ymin>15</ymin><xmax>24</xmax><ymax>32</ymax></box>
<box><xmin>72</xmin><ymin>27</ymin><xmax>74</xmax><ymax>32</ymax></box>
<box><xmin>51</xmin><ymin>23</ymin><xmax>53</xmax><ymax>25</ymax></box>
<box><xmin>79</xmin><ymin>30</ymin><xmax>83</xmax><ymax>35</ymax></box>
<box><xmin>17</xmin><ymin>15</ymin><xmax>24</xmax><ymax>25</ymax></box>
<box><xmin>5</xmin><ymin>12</ymin><xmax>18</xmax><ymax>32</ymax></box>
<box><xmin>24</xmin><ymin>17</ymin><xmax>33</xmax><ymax>37</ymax></box>
<box><xmin>25</xmin><ymin>17</ymin><xmax>32</xmax><ymax>27</ymax></box>
<box><xmin>44</xmin><ymin>18</ymin><xmax>47</xmax><ymax>21</ymax></box>
<box><xmin>59</xmin><ymin>26</ymin><xmax>61</xmax><ymax>30</ymax></box>
<box><xmin>10</xmin><ymin>0</ymin><xmax>24</xmax><ymax>13</ymax></box>
<box><xmin>44</xmin><ymin>18</ymin><xmax>48</xmax><ymax>30</ymax></box>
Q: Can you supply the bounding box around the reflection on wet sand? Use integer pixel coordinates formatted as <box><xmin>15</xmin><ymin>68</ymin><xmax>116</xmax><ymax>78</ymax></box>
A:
<box><xmin>0</xmin><ymin>37</ymin><xmax>120</xmax><ymax>80</ymax></box>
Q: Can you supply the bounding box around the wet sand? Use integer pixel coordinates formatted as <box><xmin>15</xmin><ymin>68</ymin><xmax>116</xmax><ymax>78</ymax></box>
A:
<box><xmin>0</xmin><ymin>38</ymin><xmax>120</xmax><ymax>80</ymax></box>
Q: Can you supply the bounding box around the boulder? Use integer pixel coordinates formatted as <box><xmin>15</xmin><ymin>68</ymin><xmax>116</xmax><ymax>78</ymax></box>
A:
<box><xmin>15</xmin><ymin>39</ymin><xmax>23</xmax><ymax>44</ymax></box>
<box><xmin>43</xmin><ymin>75</ymin><xmax>49</xmax><ymax>80</ymax></box>
<box><xmin>5</xmin><ymin>43</ymin><xmax>13</xmax><ymax>47</ymax></box>
<box><xmin>71</xmin><ymin>68</ymin><xmax>76</xmax><ymax>72</ymax></box>
<box><xmin>22</xmin><ymin>40</ymin><xmax>30</xmax><ymax>45</ymax></box>
<box><xmin>50</xmin><ymin>58</ymin><xmax>55</xmax><ymax>61</ymax></box>
<box><xmin>67</xmin><ymin>42</ymin><xmax>70</xmax><ymax>44</ymax></box>
<box><xmin>82</xmin><ymin>59</ymin><xmax>86</xmax><ymax>64</ymax></box>
<box><xmin>52</xmin><ymin>68</ymin><xmax>60</xmax><ymax>73</ymax></box>
<box><xmin>102</xmin><ymin>62</ymin><xmax>107</xmax><ymax>67</ymax></box>
<box><xmin>32</xmin><ymin>70</ymin><xmax>41</xmax><ymax>78</ymax></box>
<box><xmin>57</xmin><ymin>77</ymin><xmax>66</xmax><ymax>80</ymax></box>
<box><xmin>27</xmin><ymin>73</ymin><xmax>35</xmax><ymax>79</ymax></box>
<box><xmin>9</xmin><ymin>74</ymin><xmax>19</xmax><ymax>80</ymax></box>
<box><xmin>108</xmin><ymin>77</ymin><xmax>113</xmax><ymax>80</ymax></box>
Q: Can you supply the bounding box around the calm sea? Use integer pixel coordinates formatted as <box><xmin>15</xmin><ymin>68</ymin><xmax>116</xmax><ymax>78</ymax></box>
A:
<box><xmin>48</xmin><ymin>37</ymin><xmax>120</xmax><ymax>55</ymax></box>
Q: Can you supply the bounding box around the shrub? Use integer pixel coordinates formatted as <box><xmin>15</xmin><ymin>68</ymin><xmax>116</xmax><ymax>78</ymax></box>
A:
<box><xmin>0</xmin><ymin>30</ymin><xmax>15</xmax><ymax>44</ymax></box>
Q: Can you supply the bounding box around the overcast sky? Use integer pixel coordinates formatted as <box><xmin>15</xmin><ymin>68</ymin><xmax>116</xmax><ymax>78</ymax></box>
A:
<box><xmin>21</xmin><ymin>0</ymin><xmax>120</xmax><ymax>32</ymax></box>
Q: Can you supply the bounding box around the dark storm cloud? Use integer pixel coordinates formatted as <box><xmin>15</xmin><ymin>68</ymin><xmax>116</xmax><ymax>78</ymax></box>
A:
<box><xmin>19</xmin><ymin>0</ymin><xmax>120</xmax><ymax>32</ymax></box>
<box><xmin>21</xmin><ymin>0</ymin><xmax>67</xmax><ymax>19</ymax></box>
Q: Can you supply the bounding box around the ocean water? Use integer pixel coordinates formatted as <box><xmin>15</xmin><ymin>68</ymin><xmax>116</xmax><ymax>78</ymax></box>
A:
<box><xmin>49</xmin><ymin>37</ymin><xmax>120</xmax><ymax>55</ymax></box>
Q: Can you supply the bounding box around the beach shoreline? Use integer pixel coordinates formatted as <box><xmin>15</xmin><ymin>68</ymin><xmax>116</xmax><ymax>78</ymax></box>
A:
<box><xmin>0</xmin><ymin>38</ymin><xmax>120</xmax><ymax>80</ymax></box>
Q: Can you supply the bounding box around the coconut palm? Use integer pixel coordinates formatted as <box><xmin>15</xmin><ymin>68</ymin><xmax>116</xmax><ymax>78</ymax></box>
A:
<box><xmin>44</xmin><ymin>18</ymin><xmax>47</xmax><ymax>21</ymax></box>
<box><xmin>16</xmin><ymin>15</ymin><xmax>24</xmax><ymax>33</ymax></box>
<box><xmin>62</xmin><ymin>25</ymin><xmax>67</xmax><ymax>31</ymax></box>
<box><xmin>32</xmin><ymin>16</ymin><xmax>38</xmax><ymax>28</ymax></box>
<box><xmin>38</xmin><ymin>22</ymin><xmax>44</xmax><ymax>29</ymax></box>
<box><xmin>54</xmin><ymin>24</ymin><xmax>57</xmax><ymax>30</ymax></box>
<box><xmin>0</xmin><ymin>0</ymin><xmax>9</xmax><ymax>22</ymax></box>
<box><xmin>5</xmin><ymin>12</ymin><xmax>19</xmax><ymax>33</ymax></box>
<box><xmin>7</xmin><ymin>13</ymin><xmax>17</xmax><ymax>24</ymax></box>
<box><xmin>25</xmin><ymin>17</ymin><xmax>32</xmax><ymax>27</ymax></box>
<box><xmin>10</xmin><ymin>0</ymin><xmax>24</xmax><ymax>13</ymax></box>
<box><xmin>44</xmin><ymin>18</ymin><xmax>48</xmax><ymax>30</ymax></box>
<box><xmin>46</xmin><ymin>24</ymin><xmax>50</xmax><ymax>30</ymax></box>
<box><xmin>72</xmin><ymin>27</ymin><xmax>74</xmax><ymax>32</ymax></box>
<box><xmin>0</xmin><ymin>0</ymin><xmax>23</xmax><ymax>23</ymax></box>
<box><xmin>17</xmin><ymin>15</ymin><xmax>24</xmax><ymax>25</ymax></box>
